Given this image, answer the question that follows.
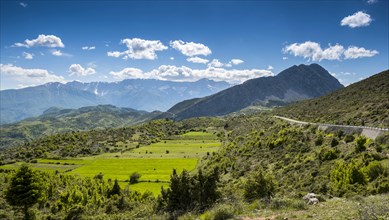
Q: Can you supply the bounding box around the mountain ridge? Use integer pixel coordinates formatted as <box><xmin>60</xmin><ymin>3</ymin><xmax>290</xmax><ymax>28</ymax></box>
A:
<box><xmin>167</xmin><ymin>63</ymin><xmax>344</xmax><ymax>120</ymax></box>
<box><xmin>0</xmin><ymin>78</ymin><xmax>230</xmax><ymax>124</ymax></box>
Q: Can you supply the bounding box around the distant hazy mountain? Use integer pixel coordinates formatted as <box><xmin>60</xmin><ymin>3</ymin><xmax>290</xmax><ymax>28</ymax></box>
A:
<box><xmin>276</xmin><ymin>69</ymin><xmax>389</xmax><ymax>128</ymax></box>
<box><xmin>0</xmin><ymin>83</ymin><xmax>104</xmax><ymax>124</ymax></box>
<box><xmin>0</xmin><ymin>79</ymin><xmax>230</xmax><ymax>124</ymax></box>
<box><xmin>0</xmin><ymin>105</ymin><xmax>160</xmax><ymax>148</ymax></box>
<box><xmin>67</xmin><ymin>78</ymin><xmax>230</xmax><ymax>111</ymax></box>
<box><xmin>167</xmin><ymin>64</ymin><xmax>344</xmax><ymax>120</ymax></box>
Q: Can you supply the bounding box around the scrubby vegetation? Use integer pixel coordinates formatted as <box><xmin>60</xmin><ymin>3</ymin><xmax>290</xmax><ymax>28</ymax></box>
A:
<box><xmin>1</xmin><ymin>111</ymin><xmax>388</xmax><ymax>219</ymax></box>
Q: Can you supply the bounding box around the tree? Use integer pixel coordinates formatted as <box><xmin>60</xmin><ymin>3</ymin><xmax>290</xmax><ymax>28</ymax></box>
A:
<box><xmin>157</xmin><ymin>168</ymin><xmax>220</xmax><ymax>214</ymax></box>
<box><xmin>129</xmin><ymin>172</ymin><xmax>141</xmax><ymax>184</ymax></box>
<box><xmin>108</xmin><ymin>179</ymin><xmax>121</xmax><ymax>198</ymax></box>
<box><xmin>6</xmin><ymin>164</ymin><xmax>44</xmax><ymax>220</ymax></box>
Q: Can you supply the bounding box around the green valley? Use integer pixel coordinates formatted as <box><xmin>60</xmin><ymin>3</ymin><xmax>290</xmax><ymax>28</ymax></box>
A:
<box><xmin>1</xmin><ymin>131</ymin><xmax>221</xmax><ymax>195</ymax></box>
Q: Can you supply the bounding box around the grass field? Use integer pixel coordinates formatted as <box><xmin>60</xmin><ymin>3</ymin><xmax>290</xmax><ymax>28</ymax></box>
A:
<box><xmin>0</xmin><ymin>132</ymin><xmax>221</xmax><ymax>195</ymax></box>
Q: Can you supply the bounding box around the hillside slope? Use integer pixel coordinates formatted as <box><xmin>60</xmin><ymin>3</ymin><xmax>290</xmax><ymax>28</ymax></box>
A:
<box><xmin>276</xmin><ymin>70</ymin><xmax>389</xmax><ymax>128</ymax></box>
<box><xmin>0</xmin><ymin>105</ymin><xmax>160</xmax><ymax>148</ymax></box>
<box><xmin>167</xmin><ymin>64</ymin><xmax>343</xmax><ymax>120</ymax></box>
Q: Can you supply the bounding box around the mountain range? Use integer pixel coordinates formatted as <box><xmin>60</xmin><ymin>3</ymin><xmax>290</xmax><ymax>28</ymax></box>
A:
<box><xmin>0</xmin><ymin>63</ymin><xmax>348</xmax><ymax>149</ymax></box>
<box><xmin>0</xmin><ymin>79</ymin><xmax>230</xmax><ymax>124</ymax></box>
<box><xmin>166</xmin><ymin>64</ymin><xmax>344</xmax><ymax>120</ymax></box>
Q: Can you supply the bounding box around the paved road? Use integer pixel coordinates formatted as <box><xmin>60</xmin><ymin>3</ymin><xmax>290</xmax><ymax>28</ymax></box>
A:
<box><xmin>274</xmin><ymin>116</ymin><xmax>389</xmax><ymax>132</ymax></box>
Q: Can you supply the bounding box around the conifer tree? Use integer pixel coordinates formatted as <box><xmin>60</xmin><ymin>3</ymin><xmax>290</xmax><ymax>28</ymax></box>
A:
<box><xmin>6</xmin><ymin>164</ymin><xmax>44</xmax><ymax>220</ymax></box>
<box><xmin>108</xmin><ymin>179</ymin><xmax>121</xmax><ymax>197</ymax></box>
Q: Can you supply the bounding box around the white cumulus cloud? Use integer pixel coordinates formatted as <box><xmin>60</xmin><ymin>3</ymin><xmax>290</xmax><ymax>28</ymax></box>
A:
<box><xmin>341</xmin><ymin>11</ymin><xmax>372</xmax><ymax>28</ymax></box>
<box><xmin>344</xmin><ymin>46</ymin><xmax>379</xmax><ymax>59</ymax></box>
<box><xmin>22</xmin><ymin>52</ymin><xmax>34</xmax><ymax>60</ymax></box>
<box><xmin>230</xmin><ymin>59</ymin><xmax>244</xmax><ymax>65</ymax></box>
<box><xmin>170</xmin><ymin>40</ymin><xmax>212</xmax><ymax>57</ymax></box>
<box><xmin>110</xmin><ymin>68</ymin><xmax>144</xmax><ymax>80</ymax></box>
<box><xmin>208</xmin><ymin>59</ymin><xmax>225</xmax><ymax>68</ymax></box>
<box><xmin>82</xmin><ymin>46</ymin><xmax>96</xmax><ymax>50</ymax></box>
<box><xmin>107</xmin><ymin>38</ymin><xmax>167</xmax><ymax>60</ymax></box>
<box><xmin>283</xmin><ymin>41</ymin><xmax>378</xmax><ymax>61</ymax></box>
<box><xmin>0</xmin><ymin>64</ymin><xmax>66</xmax><ymax>86</ymax></box>
<box><xmin>51</xmin><ymin>50</ymin><xmax>63</xmax><ymax>56</ymax></box>
<box><xmin>68</xmin><ymin>64</ymin><xmax>96</xmax><ymax>76</ymax></box>
<box><xmin>110</xmin><ymin>65</ymin><xmax>273</xmax><ymax>84</ymax></box>
<box><xmin>14</xmin><ymin>34</ymin><xmax>65</xmax><ymax>48</ymax></box>
<box><xmin>187</xmin><ymin>57</ymin><xmax>209</xmax><ymax>64</ymax></box>
<box><xmin>19</xmin><ymin>2</ymin><xmax>27</xmax><ymax>7</ymax></box>
<box><xmin>283</xmin><ymin>41</ymin><xmax>344</xmax><ymax>61</ymax></box>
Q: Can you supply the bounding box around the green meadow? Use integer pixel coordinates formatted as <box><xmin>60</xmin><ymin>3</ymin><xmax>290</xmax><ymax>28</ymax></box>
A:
<box><xmin>1</xmin><ymin>132</ymin><xmax>221</xmax><ymax>195</ymax></box>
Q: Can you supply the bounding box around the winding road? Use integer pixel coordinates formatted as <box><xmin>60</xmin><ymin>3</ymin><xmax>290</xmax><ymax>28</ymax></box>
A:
<box><xmin>274</xmin><ymin>116</ymin><xmax>389</xmax><ymax>140</ymax></box>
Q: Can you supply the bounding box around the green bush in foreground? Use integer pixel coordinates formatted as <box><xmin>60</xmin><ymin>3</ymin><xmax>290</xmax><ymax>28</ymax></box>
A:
<box><xmin>157</xmin><ymin>168</ymin><xmax>220</xmax><ymax>216</ymax></box>
<box><xmin>5</xmin><ymin>164</ymin><xmax>44</xmax><ymax>220</ymax></box>
<box><xmin>243</xmin><ymin>169</ymin><xmax>276</xmax><ymax>202</ymax></box>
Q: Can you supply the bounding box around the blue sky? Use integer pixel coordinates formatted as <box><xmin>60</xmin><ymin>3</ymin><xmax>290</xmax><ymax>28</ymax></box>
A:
<box><xmin>1</xmin><ymin>0</ymin><xmax>388</xmax><ymax>90</ymax></box>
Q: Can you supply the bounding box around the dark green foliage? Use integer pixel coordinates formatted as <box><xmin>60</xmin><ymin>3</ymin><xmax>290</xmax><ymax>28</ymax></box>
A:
<box><xmin>5</xmin><ymin>164</ymin><xmax>44</xmax><ymax>219</ymax></box>
<box><xmin>315</xmin><ymin>135</ymin><xmax>324</xmax><ymax>146</ymax></box>
<box><xmin>94</xmin><ymin>172</ymin><xmax>104</xmax><ymax>181</ymax></box>
<box><xmin>157</xmin><ymin>168</ymin><xmax>220</xmax><ymax>215</ymax></box>
<box><xmin>129</xmin><ymin>172</ymin><xmax>141</xmax><ymax>184</ymax></box>
<box><xmin>319</xmin><ymin>147</ymin><xmax>339</xmax><ymax>161</ymax></box>
<box><xmin>330</xmin><ymin>160</ymin><xmax>367</xmax><ymax>196</ymax></box>
<box><xmin>243</xmin><ymin>169</ymin><xmax>276</xmax><ymax>202</ymax></box>
<box><xmin>355</xmin><ymin>136</ymin><xmax>367</xmax><ymax>153</ymax></box>
<box><xmin>330</xmin><ymin>138</ymin><xmax>339</xmax><ymax>147</ymax></box>
<box><xmin>364</xmin><ymin>161</ymin><xmax>386</xmax><ymax>181</ymax></box>
<box><xmin>344</xmin><ymin>134</ymin><xmax>355</xmax><ymax>143</ymax></box>
<box><xmin>108</xmin><ymin>179</ymin><xmax>121</xmax><ymax>198</ymax></box>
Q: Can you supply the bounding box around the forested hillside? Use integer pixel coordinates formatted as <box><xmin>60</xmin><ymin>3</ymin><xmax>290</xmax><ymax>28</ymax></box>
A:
<box><xmin>0</xmin><ymin>105</ymin><xmax>161</xmax><ymax>149</ymax></box>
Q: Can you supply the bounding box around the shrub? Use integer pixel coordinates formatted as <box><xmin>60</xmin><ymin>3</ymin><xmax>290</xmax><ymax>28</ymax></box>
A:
<box><xmin>355</xmin><ymin>136</ymin><xmax>367</xmax><ymax>153</ymax></box>
<box><xmin>344</xmin><ymin>134</ymin><xmax>355</xmax><ymax>143</ymax></box>
<box><xmin>363</xmin><ymin>161</ymin><xmax>386</xmax><ymax>181</ymax></box>
<box><xmin>202</xmin><ymin>204</ymin><xmax>235</xmax><ymax>220</ymax></box>
<box><xmin>330</xmin><ymin>160</ymin><xmax>367</xmax><ymax>196</ymax></box>
<box><xmin>315</xmin><ymin>135</ymin><xmax>324</xmax><ymax>146</ymax></box>
<box><xmin>243</xmin><ymin>169</ymin><xmax>276</xmax><ymax>202</ymax></box>
<box><xmin>319</xmin><ymin>147</ymin><xmax>339</xmax><ymax>161</ymax></box>
<box><xmin>129</xmin><ymin>172</ymin><xmax>141</xmax><ymax>184</ymax></box>
<box><xmin>330</xmin><ymin>138</ymin><xmax>339</xmax><ymax>147</ymax></box>
<box><xmin>94</xmin><ymin>172</ymin><xmax>104</xmax><ymax>181</ymax></box>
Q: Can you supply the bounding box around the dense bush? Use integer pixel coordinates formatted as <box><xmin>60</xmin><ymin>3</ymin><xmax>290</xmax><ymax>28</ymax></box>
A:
<box><xmin>243</xmin><ymin>169</ymin><xmax>276</xmax><ymax>202</ymax></box>
<box><xmin>157</xmin><ymin>168</ymin><xmax>220</xmax><ymax>215</ymax></box>
<box><xmin>129</xmin><ymin>172</ymin><xmax>141</xmax><ymax>184</ymax></box>
<box><xmin>330</xmin><ymin>160</ymin><xmax>367</xmax><ymax>196</ymax></box>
